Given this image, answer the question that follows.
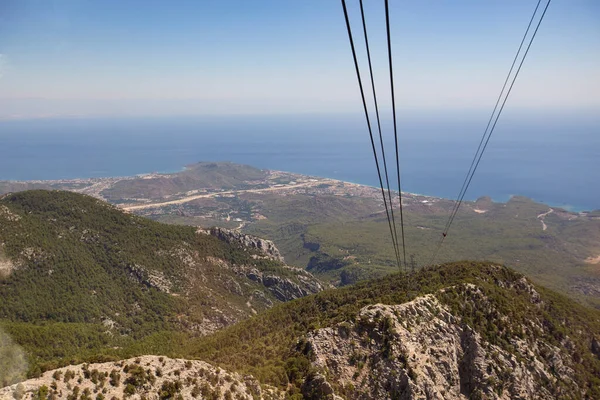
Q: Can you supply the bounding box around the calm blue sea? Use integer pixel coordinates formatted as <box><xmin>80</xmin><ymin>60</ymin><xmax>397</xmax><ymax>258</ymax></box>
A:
<box><xmin>0</xmin><ymin>112</ymin><xmax>598</xmax><ymax>211</ymax></box>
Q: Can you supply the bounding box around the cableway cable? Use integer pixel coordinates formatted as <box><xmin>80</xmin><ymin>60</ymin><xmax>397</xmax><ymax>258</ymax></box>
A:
<box><xmin>442</xmin><ymin>0</ymin><xmax>543</xmax><ymax>237</ymax></box>
<box><xmin>385</xmin><ymin>0</ymin><xmax>408</xmax><ymax>271</ymax></box>
<box><xmin>428</xmin><ymin>0</ymin><xmax>552</xmax><ymax>266</ymax></box>
<box><xmin>341</xmin><ymin>0</ymin><xmax>402</xmax><ymax>271</ymax></box>
<box><xmin>359</xmin><ymin>0</ymin><xmax>402</xmax><ymax>270</ymax></box>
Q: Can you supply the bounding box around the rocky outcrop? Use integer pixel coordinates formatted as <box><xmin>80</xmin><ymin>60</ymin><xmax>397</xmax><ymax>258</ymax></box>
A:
<box><xmin>205</xmin><ymin>227</ymin><xmax>284</xmax><ymax>262</ymax></box>
<box><xmin>0</xmin><ymin>356</ymin><xmax>283</xmax><ymax>400</ymax></box>
<box><xmin>498</xmin><ymin>276</ymin><xmax>542</xmax><ymax>305</ymax></box>
<box><xmin>0</xmin><ymin>205</ymin><xmax>21</xmax><ymax>222</ymax></box>
<box><xmin>302</xmin><ymin>373</ymin><xmax>343</xmax><ymax>400</ymax></box>
<box><xmin>126</xmin><ymin>263</ymin><xmax>173</xmax><ymax>293</ymax></box>
<box><xmin>592</xmin><ymin>337</ymin><xmax>600</xmax><ymax>358</ymax></box>
<box><xmin>263</xmin><ymin>274</ymin><xmax>313</xmax><ymax>302</ymax></box>
<box><xmin>231</xmin><ymin>263</ymin><xmax>325</xmax><ymax>302</ymax></box>
<box><xmin>198</xmin><ymin>229</ymin><xmax>325</xmax><ymax>302</ymax></box>
<box><xmin>305</xmin><ymin>288</ymin><xmax>578</xmax><ymax>399</ymax></box>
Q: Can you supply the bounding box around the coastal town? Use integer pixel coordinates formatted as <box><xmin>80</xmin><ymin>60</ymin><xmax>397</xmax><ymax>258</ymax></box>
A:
<box><xmin>0</xmin><ymin>163</ymin><xmax>447</xmax><ymax>230</ymax></box>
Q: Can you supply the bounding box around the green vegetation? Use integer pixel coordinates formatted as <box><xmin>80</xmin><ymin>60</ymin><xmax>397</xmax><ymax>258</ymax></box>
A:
<box><xmin>101</xmin><ymin>162</ymin><xmax>268</xmax><ymax>202</ymax></box>
<box><xmin>180</xmin><ymin>262</ymin><xmax>600</xmax><ymax>396</ymax></box>
<box><xmin>306</xmin><ymin>252</ymin><xmax>350</xmax><ymax>273</ymax></box>
<box><xmin>0</xmin><ymin>190</ymin><xmax>316</xmax><ymax>380</ymax></box>
<box><xmin>2</xmin><ymin>189</ymin><xmax>600</xmax><ymax>397</ymax></box>
<box><xmin>243</xmin><ymin>194</ymin><xmax>600</xmax><ymax>307</ymax></box>
<box><xmin>1</xmin><ymin>190</ymin><xmax>236</xmax><ymax>331</ymax></box>
<box><xmin>243</xmin><ymin>193</ymin><xmax>380</xmax><ymax>273</ymax></box>
<box><xmin>3</xmin><ymin>226</ymin><xmax>600</xmax><ymax>395</ymax></box>
<box><xmin>104</xmin><ymin>163</ymin><xmax>599</xmax><ymax>309</ymax></box>
<box><xmin>7</xmin><ymin>162</ymin><xmax>599</xmax><ymax>309</ymax></box>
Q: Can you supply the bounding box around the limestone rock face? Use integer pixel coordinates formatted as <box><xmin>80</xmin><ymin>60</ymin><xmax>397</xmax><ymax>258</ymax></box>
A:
<box><xmin>201</xmin><ymin>227</ymin><xmax>326</xmax><ymax>302</ymax></box>
<box><xmin>231</xmin><ymin>263</ymin><xmax>325</xmax><ymax>302</ymax></box>
<box><xmin>305</xmin><ymin>287</ymin><xmax>577</xmax><ymax>399</ymax></box>
<box><xmin>208</xmin><ymin>227</ymin><xmax>284</xmax><ymax>262</ymax></box>
<box><xmin>0</xmin><ymin>356</ymin><xmax>284</xmax><ymax>400</ymax></box>
<box><xmin>0</xmin><ymin>254</ymin><xmax>14</xmax><ymax>277</ymax></box>
<box><xmin>302</xmin><ymin>373</ymin><xmax>343</xmax><ymax>400</ymax></box>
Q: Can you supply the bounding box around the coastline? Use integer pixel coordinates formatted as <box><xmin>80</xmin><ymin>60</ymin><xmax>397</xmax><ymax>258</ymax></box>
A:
<box><xmin>0</xmin><ymin>163</ymin><xmax>596</xmax><ymax>213</ymax></box>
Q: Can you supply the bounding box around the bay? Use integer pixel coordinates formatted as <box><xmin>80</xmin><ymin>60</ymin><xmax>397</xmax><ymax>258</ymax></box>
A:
<box><xmin>0</xmin><ymin>112</ymin><xmax>598</xmax><ymax>211</ymax></box>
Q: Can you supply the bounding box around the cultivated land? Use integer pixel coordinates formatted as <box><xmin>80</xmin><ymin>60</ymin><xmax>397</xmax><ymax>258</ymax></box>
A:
<box><xmin>2</xmin><ymin>161</ymin><xmax>600</xmax><ymax>308</ymax></box>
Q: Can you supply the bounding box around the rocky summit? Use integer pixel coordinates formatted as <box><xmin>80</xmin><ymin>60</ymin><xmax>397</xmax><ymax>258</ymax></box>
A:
<box><xmin>185</xmin><ymin>263</ymin><xmax>600</xmax><ymax>399</ymax></box>
<box><xmin>305</xmin><ymin>287</ymin><xmax>573</xmax><ymax>399</ymax></box>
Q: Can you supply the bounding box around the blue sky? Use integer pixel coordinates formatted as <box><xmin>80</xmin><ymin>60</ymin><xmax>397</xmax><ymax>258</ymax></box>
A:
<box><xmin>0</xmin><ymin>0</ymin><xmax>598</xmax><ymax>118</ymax></box>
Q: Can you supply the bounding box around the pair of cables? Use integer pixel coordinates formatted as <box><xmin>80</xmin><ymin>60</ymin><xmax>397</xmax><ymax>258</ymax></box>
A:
<box><xmin>428</xmin><ymin>0</ymin><xmax>552</xmax><ymax>266</ymax></box>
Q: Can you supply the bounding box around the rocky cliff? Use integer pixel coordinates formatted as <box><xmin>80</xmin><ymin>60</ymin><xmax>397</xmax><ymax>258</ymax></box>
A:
<box><xmin>199</xmin><ymin>227</ymin><xmax>325</xmax><ymax>303</ymax></box>
<box><xmin>203</xmin><ymin>227</ymin><xmax>285</xmax><ymax>262</ymax></box>
<box><xmin>302</xmin><ymin>280</ymin><xmax>590</xmax><ymax>399</ymax></box>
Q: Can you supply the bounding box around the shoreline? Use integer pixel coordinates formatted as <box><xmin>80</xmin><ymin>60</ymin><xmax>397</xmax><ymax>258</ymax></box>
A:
<box><xmin>0</xmin><ymin>164</ymin><xmax>596</xmax><ymax>214</ymax></box>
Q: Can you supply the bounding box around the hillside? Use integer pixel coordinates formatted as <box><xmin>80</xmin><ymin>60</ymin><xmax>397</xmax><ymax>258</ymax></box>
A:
<box><xmin>182</xmin><ymin>262</ymin><xmax>600</xmax><ymax>398</ymax></box>
<box><xmin>3</xmin><ymin>262</ymin><xmax>600</xmax><ymax>399</ymax></box>
<box><xmin>101</xmin><ymin>162</ymin><xmax>270</xmax><ymax>203</ymax></box>
<box><xmin>3</xmin><ymin>162</ymin><xmax>599</xmax><ymax>308</ymax></box>
<box><xmin>0</xmin><ymin>190</ymin><xmax>322</xmax><ymax>381</ymax></box>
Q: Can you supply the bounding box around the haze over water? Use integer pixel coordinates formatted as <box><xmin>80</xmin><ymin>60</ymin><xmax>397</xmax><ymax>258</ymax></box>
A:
<box><xmin>0</xmin><ymin>112</ymin><xmax>598</xmax><ymax>212</ymax></box>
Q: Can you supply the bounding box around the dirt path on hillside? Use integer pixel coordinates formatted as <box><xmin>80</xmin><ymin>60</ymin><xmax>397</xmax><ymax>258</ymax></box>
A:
<box><xmin>537</xmin><ymin>208</ymin><xmax>554</xmax><ymax>231</ymax></box>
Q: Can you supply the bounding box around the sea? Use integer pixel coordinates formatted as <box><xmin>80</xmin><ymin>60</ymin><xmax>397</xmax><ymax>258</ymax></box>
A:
<box><xmin>0</xmin><ymin>111</ymin><xmax>598</xmax><ymax>211</ymax></box>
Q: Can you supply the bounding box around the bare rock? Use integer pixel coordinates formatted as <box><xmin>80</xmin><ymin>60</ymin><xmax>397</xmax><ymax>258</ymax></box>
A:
<box><xmin>0</xmin><ymin>205</ymin><xmax>21</xmax><ymax>222</ymax></box>
<box><xmin>125</xmin><ymin>263</ymin><xmax>172</xmax><ymax>293</ymax></box>
<box><xmin>231</xmin><ymin>264</ymin><xmax>324</xmax><ymax>302</ymax></box>
<box><xmin>0</xmin><ymin>356</ymin><xmax>285</xmax><ymax>400</ymax></box>
<box><xmin>302</xmin><ymin>373</ymin><xmax>343</xmax><ymax>400</ymax></box>
<box><xmin>305</xmin><ymin>289</ymin><xmax>576</xmax><ymax>399</ymax></box>
<box><xmin>0</xmin><ymin>250</ymin><xmax>14</xmax><ymax>278</ymax></box>
<box><xmin>592</xmin><ymin>337</ymin><xmax>600</xmax><ymax>358</ymax></box>
<box><xmin>207</xmin><ymin>227</ymin><xmax>284</xmax><ymax>262</ymax></box>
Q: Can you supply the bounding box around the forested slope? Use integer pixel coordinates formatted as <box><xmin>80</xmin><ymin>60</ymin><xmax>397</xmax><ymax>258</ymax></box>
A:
<box><xmin>0</xmin><ymin>190</ymin><xmax>322</xmax><ymax>379</ymax></box>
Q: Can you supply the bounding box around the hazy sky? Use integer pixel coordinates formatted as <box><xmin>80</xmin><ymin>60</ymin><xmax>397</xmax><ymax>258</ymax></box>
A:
<box><xmin>0</xmin><ymin>0</ymin><xmax>598</xmax><ymax>118</ymax></box>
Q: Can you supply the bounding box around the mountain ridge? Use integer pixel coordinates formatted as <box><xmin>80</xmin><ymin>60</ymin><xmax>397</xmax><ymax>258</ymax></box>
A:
<box><xmin>2</xmin><ymin>263</ymin><xmax>600</xmax><ymax>399</ymax></box>
<box><xmin>0</xmin><ymin>190</ymin><xmax>323</xmax><ymax>381</ymax></box>
<box><xmin>181</xmin><ymin>262</ymin><xmax>600</xmax><ymax>392</ymax></box>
